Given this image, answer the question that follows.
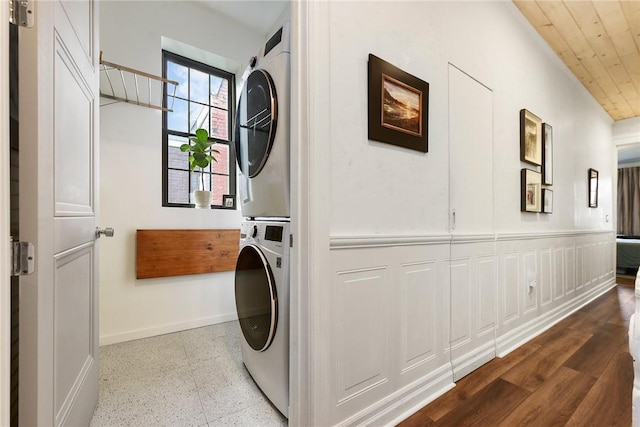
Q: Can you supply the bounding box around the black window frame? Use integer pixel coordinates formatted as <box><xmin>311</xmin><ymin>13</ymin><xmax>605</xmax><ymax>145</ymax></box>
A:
<box><xmin>162</xmin><ymin>50</ymin><xmax>236</xmax><ymax>209</ymax></box>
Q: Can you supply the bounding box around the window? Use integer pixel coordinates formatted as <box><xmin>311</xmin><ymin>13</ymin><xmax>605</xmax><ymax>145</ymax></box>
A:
<box><xmin>162</xmin><ymin>50</ymin><xmax>236</xmax><ymax>208</ymax></box>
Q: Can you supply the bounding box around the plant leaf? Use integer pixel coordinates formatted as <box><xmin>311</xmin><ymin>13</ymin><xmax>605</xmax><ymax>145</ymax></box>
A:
<box><xmin>195</xmin><ymin>128</ymin><xmax>209</xmax><ymax>142</ymax></box>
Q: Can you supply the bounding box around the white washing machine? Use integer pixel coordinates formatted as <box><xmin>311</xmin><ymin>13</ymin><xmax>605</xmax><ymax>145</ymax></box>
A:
<box><xmin>234</xmin><ymin>219</ymin><xmax>290</xmax><ymax>417</ymax></box>
<box><xmin>234</xmin><ymin>22</ymin><xmax>290</xmax><ymax>218</ymax></box>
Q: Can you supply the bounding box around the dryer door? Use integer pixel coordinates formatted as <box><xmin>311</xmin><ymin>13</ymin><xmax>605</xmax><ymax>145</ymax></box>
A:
<box><xmin>234</xmin><ymin>69</ymin><xmax>278</xmax><ymax>178</ymax></box>
<box><xmin>234</xmin><ymin>244</ymin><xmax>278</xmax><ymax>351</ymax></box>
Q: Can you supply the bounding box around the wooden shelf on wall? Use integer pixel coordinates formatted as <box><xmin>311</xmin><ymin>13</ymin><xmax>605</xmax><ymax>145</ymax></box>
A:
<box><xmin>136</xmin><ymin>229</ymin><xmax>240</xmax><ymax>279</ymax></box>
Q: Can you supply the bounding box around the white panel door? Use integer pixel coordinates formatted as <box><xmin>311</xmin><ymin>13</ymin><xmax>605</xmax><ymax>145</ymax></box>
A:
<box><xmin>448</xmin><ymin>64</ymin><xmax>495</xmax><ymax>380</ymax></box>
<box><xmin>19</xmin><ymin>1</ymin><xmax>99</xmax><ymax>425</ymax></box>
<box><xmin>448</xmin><ymin>65</ymin><xmax>493</xmax><ymax>234</ymax></box>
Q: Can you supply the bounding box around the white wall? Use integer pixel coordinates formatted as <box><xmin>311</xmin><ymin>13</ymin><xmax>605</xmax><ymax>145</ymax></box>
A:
<box><xmin>99</xmin><ymin>1</ymin><xmax>265</xmax><ymax>345</ymax></box>
<box><xmin>302</xmin><ymin>1</ymin><xmax>617</xmax><ymax>425</ymax></box>
<box><xmin>329</xmin><ymin>1</ymin><xmax>614</xmax><ymax>236</ymax></box>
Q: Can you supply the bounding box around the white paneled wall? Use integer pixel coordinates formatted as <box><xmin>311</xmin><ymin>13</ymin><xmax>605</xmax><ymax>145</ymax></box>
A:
<box><xmin>449</xmin><ymin>240</ymin><xmax>496</xmax><ymax>381</ymax></box>
<box><xmin>329</xmin><ymin>237</ymin><xmax>453</xmax><ymax>426</ymax></box>
<box><xmin>324</xmin><ymin>231</ymin><xmax>614</xmax><ymax>426</ymax></box>
<box><xmin>496</xmin><ymin>231</ymin><xmax>615</xmax><ymax>356</ymax></box>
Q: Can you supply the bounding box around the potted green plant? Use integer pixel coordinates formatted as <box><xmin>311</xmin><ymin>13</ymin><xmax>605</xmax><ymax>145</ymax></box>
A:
<box><xmin>180</xmin><ymin>128</ymin><xmax>219</xmax><ymax>209</ymax></box>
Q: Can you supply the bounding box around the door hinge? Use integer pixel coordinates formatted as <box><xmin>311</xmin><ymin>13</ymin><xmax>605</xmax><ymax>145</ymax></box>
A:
<box><xmin>9</xmin><ymin>0</ymin><xmax>34</xmax><ymax>28</ymax></box>
<box><xmin>289</xmin><ymin>234</ymin><xmax>293</xmax><ymax>248</ymax></box>
<box><xmin>12</xmin><ymin>240</ymin><xmax>35</xmax><ymax>276</ymax></box>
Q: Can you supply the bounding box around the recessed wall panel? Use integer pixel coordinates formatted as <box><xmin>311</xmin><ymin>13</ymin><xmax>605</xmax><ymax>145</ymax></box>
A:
<box><xmin>478</xmin><ymin>257</ymin><xmax>496</xmax><ymax>335</ymax></box>
<box><xmin>503</xmin><ymin>253</ymin><xmax>519</xmax><ymax>323</ymax></box>
<box><xmin>553</xmin><ymin>248</ymin><xmax>564</xmax><ymax>300</ymax></box>
<box><xmin>336</xmin><ymin>267</ymin><xmax>387</xmax><ymax>402</ymax></box>
<box><xmin>538</xmin><ymin>249</ymin><xmax>551</xmax><ymax>306</ymax></box>
<box><xmin>582</xmin><ymin>244</ymin><xmax>594</xmax><ymax>286</ymax></box>
<box><xmin>401</xmin><ymin>262</ymin><xmax>435</xmax><ymax>371</ymax></box>
<box><xmin>566</xmin><ymin>246</ymin><xmax>575</xmax><ymax>294</ymax></box>
<box><xmin>576</xmin><ymin>246</ymin><xmax>584</xmax><ymax>289</ymax></box>
<box><xmin>450</xmin><ymin>260</ymin><xmax>470</xmax><ymax>348</ymax></box>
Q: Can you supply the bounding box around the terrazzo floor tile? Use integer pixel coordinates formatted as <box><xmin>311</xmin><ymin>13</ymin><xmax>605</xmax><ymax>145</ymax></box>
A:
<box><xmin>210</xmin><ymin>399</ymin><xmax>287</xmax><ymax>427</ymax></box>
<box><xmin>91</xmin><ymin>321</ymin><xmax>287</xmax><ymax>426</ymax></box>
<box><xmin>181</xmin><ymin>323</ymin><xmax>242</xmax><ymax>364</ymax></box>
<box><xmin>99</xmin><ymin>333</ymin><xmax>189</xmax><ymax>381</ymax></box>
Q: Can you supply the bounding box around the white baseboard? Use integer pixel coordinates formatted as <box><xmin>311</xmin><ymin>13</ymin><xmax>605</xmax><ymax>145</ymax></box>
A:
<box><xmin>452</xmin><ymin>340</ymin><xmax>496</xmax><ymax>381</ymax></box>
<box><xmin>99</xmin><ymin>312</ymin><xmax>239</xmax><ymax>346</ymax></box>
<box><xmin>496</xmin><ymin>278</ymin><xmax>616</xmax><ymax>357</ymax></box>
<box><xmin>336</xmin><ymin>363</ymin><xmax>455</xmax><ymax>427</ymax></box>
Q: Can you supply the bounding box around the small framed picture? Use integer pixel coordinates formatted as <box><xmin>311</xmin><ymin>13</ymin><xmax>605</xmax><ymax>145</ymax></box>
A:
<box><xmin>222</xmin><ymin>195</ymin><xmax>235</xmax><ymax>209</ymax></box>
<box><xmin>542</xmin><ymin>189</ymin><xmax>553</xmax><ymax>214</ymax></box>
<box><xmin>521</xmin><ymin>168</ymin><xmax>542</xmax><ymax>213</ymax></box>
<box><xmin>368</xmin><ymin>54</ymin><xmax>429</xmax><ymax>153</ymax></box>
<box><xmin>520</xmin><ymin>109</ymin><xmax>542</xmax><ymax>166</ymax></box>
<box><xmin>542</xmin><ymin>123</ymin><xmax>553</xmax><ymax>185</ymax></box>
<box><xmin>588</xmin><ymin>168</ymin><xmax>598</xmax><ymax>208</ymax></box>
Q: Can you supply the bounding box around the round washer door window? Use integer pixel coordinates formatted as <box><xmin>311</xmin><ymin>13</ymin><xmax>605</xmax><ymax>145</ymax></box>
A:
<box><xmin>234</xmin><ymin>245</ymin><xmax>278</xmax><ymax>351</ymax></box>
<box><xmin>234</xmin><ymin>69</ymin><xmax>278</xmax><ymax>178</ymax></box>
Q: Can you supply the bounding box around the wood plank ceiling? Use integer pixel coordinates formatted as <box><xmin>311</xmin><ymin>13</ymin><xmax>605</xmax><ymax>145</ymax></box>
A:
<box><xmin>514</xmin><ymin>1</ymin><xmax>640</xmax><ymax>121</ymax></box>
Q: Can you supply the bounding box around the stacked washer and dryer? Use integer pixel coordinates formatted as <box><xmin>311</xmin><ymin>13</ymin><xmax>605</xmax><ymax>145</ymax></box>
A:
<box><xmin>233</xmin><ymin>22</ymin><xmax>291</xmax><ymax>418</ymax></box>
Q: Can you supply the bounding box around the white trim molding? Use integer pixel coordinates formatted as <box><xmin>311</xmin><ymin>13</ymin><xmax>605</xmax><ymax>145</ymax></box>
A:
<box><xmin>330</xmin><ymin>234</ymin><xmax>450</xmax><ymax>249</ymax></box>
<box><xmin>98</xmin><ymin>312</ymin><xmax>239</xmax><ymax>346</ymax></box>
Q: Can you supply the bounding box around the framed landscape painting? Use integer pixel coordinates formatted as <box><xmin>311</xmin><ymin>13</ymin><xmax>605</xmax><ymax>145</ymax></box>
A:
<box><xmin>520</xmin><ymin>109</ymin><xmax>542</xmax><ymax>166</ymax></box>
<box><xmin>368</xmin><ymin>54</ymin><xmax>429</xmax><ymax>153</ymax></box>
<box><xmin>521</xmin><ymin>168</ymin><xmax>542</xmax><ymax>212</ymax></box>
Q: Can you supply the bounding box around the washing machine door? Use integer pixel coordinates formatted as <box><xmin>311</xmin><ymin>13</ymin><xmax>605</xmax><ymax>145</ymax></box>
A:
<box><xmin>234</xmin><ymin>69</ymin><xmax>278</xmax><ymax>178</ymax></box>
<box><xmin>234</xmin><ymin>245</ymin><xmax>278</xmax><ymax>351</ymax></box>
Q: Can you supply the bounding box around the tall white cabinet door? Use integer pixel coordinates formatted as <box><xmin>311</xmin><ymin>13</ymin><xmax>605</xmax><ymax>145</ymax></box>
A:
<box><xmin>448</xmin><ymin>64</ymin><xmax>496</xmax><ymax>380</ymax></box>
<box><xmin>19</xmin><ymin>1</ymin><xmax>100</xmax><ymax>425</ymax></box>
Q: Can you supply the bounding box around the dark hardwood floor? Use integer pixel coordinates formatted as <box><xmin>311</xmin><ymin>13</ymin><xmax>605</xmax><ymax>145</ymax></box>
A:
<box><xmin>399</xmin><ymin>285</ymin><xmax>635</xmax><ymax>427</ymax></box>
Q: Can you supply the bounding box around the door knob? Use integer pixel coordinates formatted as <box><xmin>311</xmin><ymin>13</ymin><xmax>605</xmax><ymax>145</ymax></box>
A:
<box><xmin>95</xmin><ymin>227</ymin><xmax>115</xmax><ymax>239</ymax></box>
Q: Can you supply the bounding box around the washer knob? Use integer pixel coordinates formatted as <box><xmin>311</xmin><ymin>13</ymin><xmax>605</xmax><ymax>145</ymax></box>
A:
<box><xmin>249</xmin><ymin>56</ymin><xmax>257</xmax><ymax>68</ymax></box>
<box><xmin>251</xmin><ymin>225</ymin><xmax>258</xmax><ymax>238</ymax></box>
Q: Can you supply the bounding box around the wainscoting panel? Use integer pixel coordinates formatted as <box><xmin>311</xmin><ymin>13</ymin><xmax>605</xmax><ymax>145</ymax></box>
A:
<box><xmin>329</xmin><ymin>238</ymin><xmax>453</xmax><ymax>426</ymax></box>
<box><xmin>502</xmin><ymin>253</ymin><xmax>519</xmax><ymax>324</ymax></box>
<box><xmin>450</xmin><ymin>240</ymin><xmax>496</xmax><ymax>381</ymax></box>
<box><xmin>539</xmin><ymin>249</ymin><xmax>552</xmax><ymax>307</ymax></box>
<box><xmin>450</xmin><ymin>259</ymin><xmax>471</xmax><ymax>349</ymax></box>
<box><xmin>553</xmin><ymin>248</ymin><xmax>565</xmax><ymax>300</ymax></box>
<box><xmin>327</xmin><ymin>231</ymin><xmax>614</xmax><ymax>426</ymax></box>
<box><xmin>478</xmin><ymin>256</ymin><xmax>497</xmax><ymax>336</ymax></box>
<box><xmin>495</xmin><ymin>232</ymin><xmax>615</xmax><ymax>357</ymax></box>
<box><xmin>566</xmin><ymin>246</ymin><xmax>575</xmax><ymax>295</ymax></box>
<box><xmin>576</xmin><ymin>245</ymin><xmax>584</xmax><ymax>289</ymax></box>
<box><xmin>335</xmin><ymin>266</ymin><xmax>389</xmax><ymax>403</ymax></box>
<box><xmin>400</xmin><ymin>261</ymin><xmax>436</xmax><ymax>372</ymax></box>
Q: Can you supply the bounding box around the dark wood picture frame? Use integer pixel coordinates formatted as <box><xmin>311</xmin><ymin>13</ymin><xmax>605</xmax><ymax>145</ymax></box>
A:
<box><xmin>588</xmin><ymin>168</ymin><xmax>598</xmax><ymax>208</ymax></box>
<box><xmin>542</xmin><ymin>189</ymin><xmax>553</xmax><ymax>214</ymax></box>
<box><xmin>368</xmin><ymin>54</ymin><xmax>429</xmax><ymax>153</ymax></box>
<box><xmin>521</xmin><ymin>168</ymin><xmax>542</xmax><ymax>212</ymax></box>
<box><xmin>520</xmin><ymin>109</ymin><xmax>542</xmax><ymax>166</ymax></box>
<box><xmin>222</xmin><ymin>194</ymin><xmax>235</xmax><ymax>209</ymax></box>
<box><xmin>542</xmin><ymin>123</ymin><xmax>553</xmax><ymax>185</ymax></box>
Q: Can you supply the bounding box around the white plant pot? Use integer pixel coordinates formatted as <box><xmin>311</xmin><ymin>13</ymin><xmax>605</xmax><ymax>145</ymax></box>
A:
<box><xmin>194</xmin><ymin>190</ymin><xmax>211</xmax><ymax>209</ymax></box>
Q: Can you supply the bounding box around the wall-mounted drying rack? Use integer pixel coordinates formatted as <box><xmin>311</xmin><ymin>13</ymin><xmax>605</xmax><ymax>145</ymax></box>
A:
<box><xmin>99</xmin><ymin>51</ymin><xmax>179</xmax><ymax>112</ymax></box>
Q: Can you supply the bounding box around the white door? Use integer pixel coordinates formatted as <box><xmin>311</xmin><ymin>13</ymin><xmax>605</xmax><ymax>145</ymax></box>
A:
<box><xmin>19</xmin><ymin>1</ymin><xmax>100</xmax><ymax>425</ymax></box>
<box><xmin>1</xmin><ymin>3</ymin><xmax>11</xmax><ymax>425</ymax></box>
<box><xmin>448</xmin><ymin>64</ymin><xmax>496</xmax><ymax>380</ymax></box>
